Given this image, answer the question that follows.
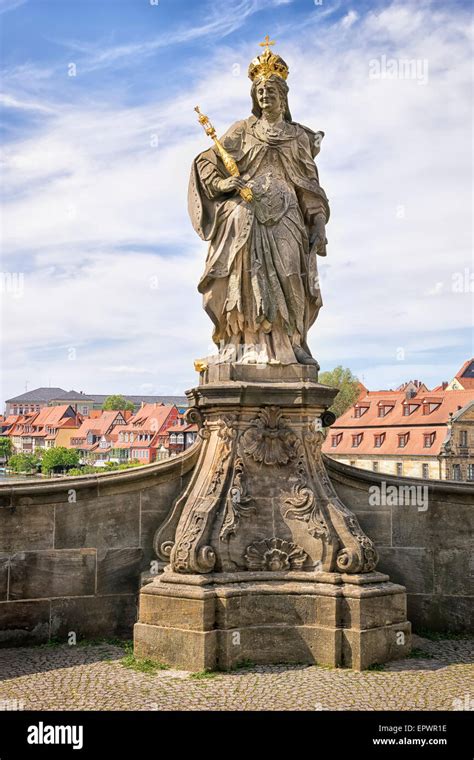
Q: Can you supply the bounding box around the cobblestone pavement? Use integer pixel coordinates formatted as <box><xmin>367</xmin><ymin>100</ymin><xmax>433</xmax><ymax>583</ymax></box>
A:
<box><xmin>0</xmin><ymin>636</ymin><xmax>472</xmax><ymax>711</ymax></box>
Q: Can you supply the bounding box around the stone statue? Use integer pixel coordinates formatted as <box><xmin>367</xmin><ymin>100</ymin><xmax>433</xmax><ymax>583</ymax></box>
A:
<box><xmin>135</xmin><ymin>39</ymin><xmax>411</xmax><ymax>673</ymax></box>
<box><xmin>189</xmin><ymin>37</ymin><xmax>329</xmax><ymax>367</ymax></box>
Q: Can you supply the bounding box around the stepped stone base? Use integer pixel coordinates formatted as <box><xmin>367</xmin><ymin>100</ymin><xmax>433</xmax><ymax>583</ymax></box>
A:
<box><xmin>134</xmin><ymin>571</ymin><xmax>411</xmax><ymax>671</ymax></box>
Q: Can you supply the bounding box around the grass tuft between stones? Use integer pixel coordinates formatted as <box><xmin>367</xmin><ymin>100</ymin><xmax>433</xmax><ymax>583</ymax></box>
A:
<box><xmin>367</xmin><ymin>663</ymin><xmax>385</xmax><ymax>672</ymax></box>
<box><xmin>189</xmin><ymin>669</ymin><xmax>219</xmax><ymax>680</ymax></box>
<box><xmin>120</xmin><ymin>653</ymin><xmax>169</xmax><ymax>674</ymax></box>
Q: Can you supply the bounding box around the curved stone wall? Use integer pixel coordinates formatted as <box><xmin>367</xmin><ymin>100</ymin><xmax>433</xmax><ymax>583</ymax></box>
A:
<box><xmin>0</xmin><ymin>446</ymin><xmax>198</xmax><ymax>646</ymax></box>
<box><xmin>0</xmin><ymin>443</ymin><xmax>471</xmax><ymax>645</ymax></box>
<box><xmin>325</xmin><ymin>456</ymin><xmax>473</xmax><ymax>634</ymax></box>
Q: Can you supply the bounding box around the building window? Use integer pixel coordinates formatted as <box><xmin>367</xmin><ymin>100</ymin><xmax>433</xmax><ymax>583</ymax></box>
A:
<box><xmin>350</xmin><ymin>461</ymin><xmax>356</xmax><ymax>467</ymax></box>
<box><xmin>423</xmin><ymin>433</ymin><xmax>435</xmax><ymax>448</ymax></box>
<box><xmin>170</xmin><ymin>434</ymin><xmax>176</xmax><ymax>444</ymax></box>
<box><xmin>351</xmin><ymin>433</ymin><xmax>363</xmax><ymax>448</ymax></box>
<box><xmin>372</xmin><ymin>462</ymin><xmax>378</xmax><ymax>472</ymax></box>
<box><xmin>331</xmin><ymin>433</ymin><xmax>342</xmax><ymax>448</ymax></box>
<box><xmin>452</xmin><ymin>464</ymin><xmax>462</xmax><ymax>481</ymax></box>
<box><xmin>398</xmin><ymin>434</ymin><xmax>409</xmax><ymax>448</ymax></box>
<box><xmin>460</xmin><ymin>430</ymin><xmax>468</xmax><ymax>447</ymax></box>
<box><xmin>82</xmin><ymin>406</ymin><xmax>89</xmax><ymax>415</ymax></box>
<box><xmin>422</xmin><ymin>463</ymin><xmax>429</xmax><ymax>479</ymax></box>
<box><xmin>396</xmin><ymin>463</ymin><xmax>403</xmax><ymax>476</ymax></box>
<box><xmin>467</xmin><ymin>464</ymin><xmax>474</xmax><ymax>481</ymax></box>
<box><xmin>177</xmin><ymin>434</ymin><xmax>184</xmax><ymax>444</ymax></box>
<box><xmin>374</xmin><ymin>434</ymin><xmax>385</xmax><ymax>448</ymax></box>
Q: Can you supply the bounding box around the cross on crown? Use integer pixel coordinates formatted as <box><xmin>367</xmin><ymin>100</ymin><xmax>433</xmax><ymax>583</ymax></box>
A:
<box><xmin>259</xmin><ymin>35</ymin><xmax>276</xmax><ymax>51</ymax></box>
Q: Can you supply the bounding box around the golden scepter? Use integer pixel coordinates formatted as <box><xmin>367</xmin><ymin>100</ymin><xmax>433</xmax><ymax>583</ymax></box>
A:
<box><xmin>194</xmin><ymin>106</ymin><xmax>253</xmax><ymax>203</ymax></box>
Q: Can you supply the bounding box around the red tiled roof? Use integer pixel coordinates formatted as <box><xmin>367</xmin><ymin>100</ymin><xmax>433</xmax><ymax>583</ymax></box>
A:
<box><xmin>125</xmin><ymin>403</ymin><xmax>176</xmax><ymax>431</ymax></box>
<box><xmin>454</xmin><ymin>358</ymin><xmax>474</xmax><ymax>389</ymax></box>
<box><xmin>2</xmin><ymin>415</ymin><xmax>20</xmax><ymax>425</ymax></box>
<box><xmin>324</xmin><ymin>426</ymin><xmax>443</xmax><ymax>456</ymax></box>
<box><xmin>329</xmin><ymin>389</ymin><xmax>474</xmax><ymax>429</ymax></box>
<box><xmin>323</xmin><ymin>388</ymin><xmax>474</xmax><ymax>457</ymax></box>
<box><xmin>72</xmin><ymin>411</ymin><xmax>125</xmax><ymax>439</ymax></box>
<box><xmin>167</xmin><ymin>423</ymin><xmax>199</xmax><ymax>434</ymax></box>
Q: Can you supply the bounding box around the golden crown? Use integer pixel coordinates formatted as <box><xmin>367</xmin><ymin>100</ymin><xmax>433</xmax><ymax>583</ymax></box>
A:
<box><xmin>248</xmin><ymin>35</ymin><xmax>289</xmax><ymax>82</ymax></box>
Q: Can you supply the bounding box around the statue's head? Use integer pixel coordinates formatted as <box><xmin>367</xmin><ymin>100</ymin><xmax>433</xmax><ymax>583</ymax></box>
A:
<box><xmin>248</xmin><ymin>39</ymin><xmax>291</xmax><ymax>121</ymax></box>
<box><xmin>250</xmin><ymin>75</ymin><xmax>292</xmax><ymax>122</ymax></box>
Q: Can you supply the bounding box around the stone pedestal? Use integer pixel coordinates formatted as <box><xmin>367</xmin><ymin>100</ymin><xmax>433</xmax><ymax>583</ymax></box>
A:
<box><xmin>134</xmin><ymin>363</ymin><xmax>411</xmax><ymax>670</ymax></box>
<box><xmin>135</xmin><ymin>570</ymin><xmax>410</xmax><ymax>671</ymax></box>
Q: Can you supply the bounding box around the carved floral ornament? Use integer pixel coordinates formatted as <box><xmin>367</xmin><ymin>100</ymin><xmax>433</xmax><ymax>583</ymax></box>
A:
<box><xmin>241</xmin><ymin>406</ymin><xmax>298</xmax><ymax>466</ymax></box>
<box><xmin>245</xmin><ymin>537</ymin><xmax>307</xmax><ymax>571</ymax></box>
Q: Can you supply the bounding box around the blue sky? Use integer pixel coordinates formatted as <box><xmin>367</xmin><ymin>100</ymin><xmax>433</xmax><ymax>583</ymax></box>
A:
<box><xmin>0</xmin><ymin>0</ymin><xmax>472</xmax><ymax>407</ymax></box>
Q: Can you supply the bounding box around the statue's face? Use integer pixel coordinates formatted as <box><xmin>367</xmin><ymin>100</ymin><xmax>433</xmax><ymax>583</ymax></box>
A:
<box><xmin>255</xmin><ymin>79</ymin><xmax>282</xmax><ymax>116</ymax></box>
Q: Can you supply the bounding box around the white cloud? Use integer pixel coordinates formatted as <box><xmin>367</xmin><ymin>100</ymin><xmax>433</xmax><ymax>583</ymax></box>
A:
<box><xmin>0</xmin><ymin>0</ymin><xmax>27</xmax><ymax>14</ymax></box>
<box><xmin>340</xmin><ymin>10</ymin><xmax>359</xmax><ymax>29</ymax></box>
<box><xmin>1</xmin><ymin>0</ymin><xmax>472</xmax><ymax>406</ymax></box>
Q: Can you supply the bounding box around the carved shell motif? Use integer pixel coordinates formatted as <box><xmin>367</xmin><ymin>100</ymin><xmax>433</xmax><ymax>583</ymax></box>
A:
<box><xmin>245</xmin><ymin>537</ymin><xmax>308</xmax><ymax>571</ymax></box>
<box><xmin>242</xmin><ymin>406</ymin><xmax>297</xmax><ymax>466</ymax></box>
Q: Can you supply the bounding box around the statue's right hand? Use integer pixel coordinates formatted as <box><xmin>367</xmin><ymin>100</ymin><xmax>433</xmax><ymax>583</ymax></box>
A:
<box><xmin>216</xmin><ymin>176</ymin><xmax>246</xmax><ymax>193</ymax></box>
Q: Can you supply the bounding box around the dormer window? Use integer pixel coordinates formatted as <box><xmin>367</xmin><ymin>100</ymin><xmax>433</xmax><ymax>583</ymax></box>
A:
<box><xmin>423</xmin><ymin>432</ymin><xmax>435</xmax><ymax>448</ymax></box>
<box><xmin>352</xmin><ymin>433</ymin><xmax>363</xmax><ymax>448</ymax></box>
<box><xmin>423</xmin><ymin>401</ymin><xmax>441</xmax><ymax>415</ymax></box>
<box><xmin>374</xmin><ymin>433</ymin><xmax>385</xmax><ymax>448</ymax></box>
<box><xmin>331</xmin><ymin>433</ymin><xmax>343</xmax><ymax>448</ymax></box>
<box><xmin>398</xmin><ymin>433</ymin><xmax>409</xmax><ymax>448</ymax></box>
<box><xmin>378</xmin><ymin>403</ymin><xmax>394</xmax><ymax>418</ymax></box>
<box><xmin>354</xmin><ymin>405</ymin><xmax>369</xmax><ymax>418</ymax></box>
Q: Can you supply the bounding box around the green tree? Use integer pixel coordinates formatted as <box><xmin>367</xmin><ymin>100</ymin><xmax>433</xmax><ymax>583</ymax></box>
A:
<box><xmin>8</xmin><ymin>452</ymin><xmax>41</xmax><ymax>473</ymax></box>
<box><xmin>0</xmin><ymin>437</ymin><xmax>13</xmax><ymax>460</ymax></box>
<box><xmin>42</xmin><ymin>447</ymin><xmax>80</xmax><ymax>475</ymax></box>
<box><xmin>318</xmin><ymin>366</ymin><xmax>361</xmax><ymax>420</ymax></box>
<box><xmin>102</xmin><ymin>394</ymin><xmax>135</xmax><ymax>412</ymax></box>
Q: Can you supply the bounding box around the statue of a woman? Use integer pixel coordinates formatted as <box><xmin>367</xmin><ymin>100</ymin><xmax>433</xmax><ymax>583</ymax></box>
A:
<box><xmin>189</xmin><ymin>40</ymin><xmax>330</xmax><ymax>367</ymax></box>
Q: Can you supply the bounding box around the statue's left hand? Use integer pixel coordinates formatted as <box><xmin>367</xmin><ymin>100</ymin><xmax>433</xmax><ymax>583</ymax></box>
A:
<box><xmin>309</xmin><ymin>213</ymin><xmax>328</xmax><ymax>257</ymax></box>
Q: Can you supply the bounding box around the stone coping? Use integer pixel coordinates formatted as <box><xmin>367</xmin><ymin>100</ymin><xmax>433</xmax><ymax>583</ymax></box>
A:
<box><xmin>324</xmin><ymin>454</ymin><xmax>474</xmax><ymax>495</ymax></box>
<box><xmin>157</xmin><ymin>568</ymin><xmax>390</xmax><ymax>586</ymax></box>
<box><xmin>0</xmin><ymin>441</ymin><xmax>200</xmax><ymax>498</ymax></box>
<box><xmin>141</xmin><ymin>577</ymin><xmax>406</xmax><ymax>601</ymax></box>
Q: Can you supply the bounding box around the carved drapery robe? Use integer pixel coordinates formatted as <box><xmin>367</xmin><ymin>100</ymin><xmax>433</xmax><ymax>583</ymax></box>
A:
<box><xmin>189</xmin><ymin>115</ymin><xmax>330</xmax><ymax>364</ymax></box>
